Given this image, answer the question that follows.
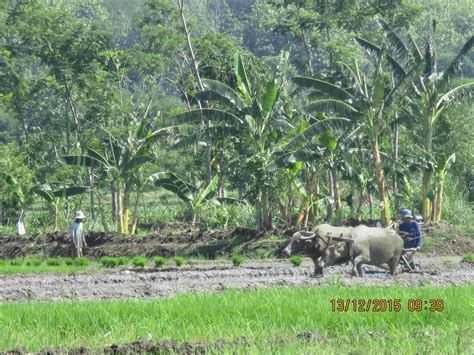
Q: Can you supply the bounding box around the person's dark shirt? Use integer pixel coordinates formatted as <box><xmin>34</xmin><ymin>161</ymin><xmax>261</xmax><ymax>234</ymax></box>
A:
<box><xmin>399</xmin><ymin>220</ymin><xmax>422</xmax><ymax>249</ymax></box>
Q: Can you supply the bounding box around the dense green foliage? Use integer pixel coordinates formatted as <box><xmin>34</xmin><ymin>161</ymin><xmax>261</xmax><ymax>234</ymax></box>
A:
<box><xmin>0</xmin><ymin>285</ymin><xmax>471</xmax><ymax>352</ymax></box>
<box><xmin>0</xmin><ymin>0</ymin><xmax>472</xmax><ymax>232</ymax></box>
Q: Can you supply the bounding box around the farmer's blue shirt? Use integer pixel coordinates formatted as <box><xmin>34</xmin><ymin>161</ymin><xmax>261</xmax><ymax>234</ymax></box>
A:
<box><xmin>399</xmin><ymin>221</ymin><xmax>422</xmax><ymax>249</ymax></box>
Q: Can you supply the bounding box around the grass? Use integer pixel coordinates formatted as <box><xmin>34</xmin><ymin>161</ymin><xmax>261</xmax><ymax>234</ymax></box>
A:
<box><xmin>232</xmin><ymin>254</ymin><xmax>244</xmax><ymax>266</ymax></box>
<box><xmin>153</xmin><ymin>256</ymin><xmax>166</xmax><ymax>267</ymax></box>
<box><xmin>462</xmin><ymin>254</ymin><xmax>474</xmax><ymax>262</ymax></box>
<box><xmin>100</xmin><ymin>257</ymin><xmax>117</xmax><ymax>268</ymax></box>
<box><xmin>174</xmin><ymin>256</ymin><xmax>185</xmax><ymax>267</ymax></box>
<box><xmin>131</xmin><ymin>256</ymin><xmax>148</xmax><ymax>268</ymax></box>
<box><xmin>0</xmin><ymin>285</ymin><xmax>471</xmax><ymax>353</ymax></box>
<box><xmin>290</xmin><ymin>255</ymin><xmax>303</xmax><ymax>266</ymax></box>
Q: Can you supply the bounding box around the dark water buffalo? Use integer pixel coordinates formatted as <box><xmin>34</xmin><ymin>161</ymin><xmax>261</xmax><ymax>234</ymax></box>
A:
<box><xmin>282</xmin><ymin>224</ymin><xmax>354</xmax><ymax>275</ymax></box>
<box><xmin>320</xmin><ymin>225</ymin><xmax>404</xmax><ymax>276</ymax></box>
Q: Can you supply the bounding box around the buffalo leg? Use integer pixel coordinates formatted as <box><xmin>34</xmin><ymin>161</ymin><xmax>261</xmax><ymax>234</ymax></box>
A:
<box><xmin>353</xmin><ymin>256</ymin><xmax>366</xmax><ymax>277</ymax></box>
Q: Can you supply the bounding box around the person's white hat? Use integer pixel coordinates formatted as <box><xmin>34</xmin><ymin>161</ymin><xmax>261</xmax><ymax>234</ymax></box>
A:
<box><xmin>74</xmin><ymin>211</ymin><xmax>86</xmax><ymax>220</ymax></box>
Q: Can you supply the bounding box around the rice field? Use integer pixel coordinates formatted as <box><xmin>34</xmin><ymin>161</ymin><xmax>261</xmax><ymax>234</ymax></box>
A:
<box><xmin>1</xmin><ymin>285</ymin><xmax>472</xmax><ymax>353</ymax></box>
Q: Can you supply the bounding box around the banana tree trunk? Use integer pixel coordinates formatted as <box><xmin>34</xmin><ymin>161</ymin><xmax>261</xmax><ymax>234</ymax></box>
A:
<box><xmin>95</xmin><ymin>190</ymin><xmax>109</xmax><ymax>233</ymax></box>
<box><xmin>261</xmin><ymin>187</ymin><xmax>272</xmax><ymax>230</ymax></box>
<box><xmin>88</xmin><ymin>168</ymin><xmax>95</xmax><ymax>222</ymax></box>
<box><xmin>422</xmin><ymin>170</ymin><xmax>432</xmax><ymax>221</ymax></box>
<box><xmin>433</xmin><ymin>182</ymin><xmax>444</xmax><ymax>223</ymax></box>
<box><xmin>371</xmin><ymin>135</ymin><xmax>391</xmax><ymax>226</ymax></box>
<box><xmin>131</xmin><ymin>187</ymin><xmax>141</xmax><ymax>235</ymax></box>
<box><xmin>122</xmin><ymin>184</ymin><xmax>131</xmax><ymax>235</ymax></box>
<box><xmin>326</xmin><ymin>170</ymin><xmax>334</xmax><ymax>221</ymax></box>
<box><xmin>422</xmin><ymin>127</ymin><xmax>433</xmax><ymax>221</ymax></box>
<box><xmin>331</xmin><ymin>170</ymin><xmax>342</xmax><ymax>225</ymax></box>
<box><xmin>117</xmin><ymin>184</ymin><xmax>123</xmax><ymax>233</ymax></box>
<box><xmin>111</xmin><ymin>183</ymin><xmax>117</xmax><ymax>223</ymax></box>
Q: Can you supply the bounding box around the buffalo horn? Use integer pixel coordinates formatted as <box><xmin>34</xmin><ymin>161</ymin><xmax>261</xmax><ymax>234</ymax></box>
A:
<box><xmin>331</xmin><ymin>236</ymin><xmax>355</xmax><ymax>243</ymax></box>
<box><xmin>298</xmin><ymin>231</ymin><xmax>317</xmax><ymax>240</ymax></box>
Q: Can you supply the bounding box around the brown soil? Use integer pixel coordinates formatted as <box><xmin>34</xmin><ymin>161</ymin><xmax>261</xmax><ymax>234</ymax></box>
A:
<box><xmin>0</xmin><ymin>257</ymin><xmax>472</xmax><ymax>303</ymax></box>
<box><xmin>1</xmin><ymin>221</ymin><xmax>471</xmax><ymax>261</ymax></box>
<box><xmin>0</xmin><ymin>224</ymin><xmax>292</xmax><ymax>260</ymax></box>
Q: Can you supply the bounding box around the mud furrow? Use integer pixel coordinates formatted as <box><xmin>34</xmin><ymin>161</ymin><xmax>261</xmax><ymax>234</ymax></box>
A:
<box><xmin>1</xmin><ymin>258</ymin><xmax>472</xmax><ymax>303</ymax></box>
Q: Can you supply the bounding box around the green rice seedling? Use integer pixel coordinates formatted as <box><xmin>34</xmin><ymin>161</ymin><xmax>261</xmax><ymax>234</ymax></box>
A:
<box><xmin>116</xmin><ymin>257</ymin><xmax>130</xmax><ymax>266</ymax></box>
<box><xmin>174</xmin><ymin>256</ymin><xmax>185</xmax><ymax>267</ymax></box>
<box><xmin>10</xmin><ymin>259</ymin><xmax>23</xmax><ymax>266</ymax></box>
<box><xmin>46</xmin><ymin>258</ymin><xmax>62</xmax><ymax>266</ymax></box>
<box><xmin>73</xmin><ymin>257</ymin><xmax>90</xmax><ymax>267</ymax></box>
<box><xmin>290</xmin><ymin>255</ymin><xmax>303</xmax><ymax>267</ymax></box>
<box><xmin>100</xmin><ymin>257</ymin><xmax>117</xmax><ymax>268</ymax></box>
<box><xmin>462</xmin><ymin>254</ymin><xmax>474</xmax><ymax>262</ymax></box>
<box><xmin>232</xmin><ymin>255</ymin><xmax>244</xmax><ymax>267</ymax></box>
<box><xmin>26</xmin><ymin>258</ymin><xmax>42</xmax><ymax>267</ymax></box>
<box><xmin>64</xmin><ymin>257</ymin><xmax>74</xmax><ymax>266</ymax></box>
<box><xmin>132</xmin><ymin>257</ymin><xmax>148</xmax><ymax>268</ymax></box>
<box><xmin>153</xmin><ymin>256</ymin><xmax>166</xmax><ymax>267</ymax></box>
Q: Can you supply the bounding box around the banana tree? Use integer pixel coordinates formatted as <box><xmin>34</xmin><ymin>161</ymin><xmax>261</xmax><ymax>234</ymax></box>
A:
<box><xmin>33</xmin><ymin>185</ymin><xmax>90</xmax><ymax>231</ymax></box>
<box><xmin>431</xmin><ymin>153</ymin><xmax>456</xmax><ymax>223</ymax></box>
<box><xmin>61</xmin><ymin>113</ymin><xmax>172</xmax><ymax>234</ymax></box>
<box><xmin>292</xmin><ymin>53</ymin><xmax>419</xmax><ymax>226</ymax></box>
<box><xmin>356</xmin><ymin>22</ymin><xmax>474</xmax><ymax>221</ymax></box>
<box><xmin>147</xmin><ymin>172</ymin><xmax>221</xmax><ymax>225</ymax></box>
<box><xmin>167</xmin><ymin>50</ymin><xmax>293</xmax><ymax>230</ymax></box>
<box><xmin>0</xmin><ymin>171</ymin><xmax>25</xmax><ymax>227</ymax></box>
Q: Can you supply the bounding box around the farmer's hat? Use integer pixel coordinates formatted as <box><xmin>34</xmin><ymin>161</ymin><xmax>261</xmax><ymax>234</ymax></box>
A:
<box><xmin>74</xmin><ymin>211</ymin><xmax>86</xmax><ymax>220</ymax></box>
<box><xmin>400</xmin><ymin>209</ymin><xmax>413</xmax><ymax>219</ymax></box>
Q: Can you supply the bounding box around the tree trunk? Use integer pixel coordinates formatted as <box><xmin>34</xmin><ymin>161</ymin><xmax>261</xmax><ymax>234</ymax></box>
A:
<box><xmin>421</xmin><ymin>128</ymin><xmax>433</xmax><ymax>221</ymax></box>
<box><xmin>331</xmin><ymin>170</ymin><xmax>342</xmax><ymax>225</ymax></box>
<box><xmin>261</xmin><ymin>187</ymin><xmax>272</xmax><ymax>230</ymax></box>
<box><xmin>95</xmin><ymin>190</ymin><xmax>109</xmax><ymax>233</ymax></box>
<box><xmin>88</xmin><ymin>168</ymin><xmax>95</xmax><ymax>222</ymax></box>
<box><xmin>371</xmin><ymin>135</ymin><xmax>391</xmax><ymax>226</ymax></box>
<box><xmin>122</xmin><ymin>184</ymin><xmax>131</xmax><ymax>235</ymax></box>
<box><xmin>392</xmin><ymin>121</ymin><xmax>399</xmax><ymax>212</ymax></box>
<box><xmin>433</xmin><ymin>182</ymin><xmax>444</xmax><ymax>223</ymax></box>
<box><xmin>326</xmin><ymin>170</ymin><xmax>334</xmax><ymax>221</ymax></box>
<box><xmin>111</xmin><ymin>183</ymin><xmax>117</xmax><ymax>223</ymax></box>
<box><xmin>422</xmin><ymin>170</ymin><xmax>432</xmax><ymax>221</ymax></box>
<box><xmin>117</xmin><ymin>184</ymin><xmax>123</xmax><ymax>233</ymax></box>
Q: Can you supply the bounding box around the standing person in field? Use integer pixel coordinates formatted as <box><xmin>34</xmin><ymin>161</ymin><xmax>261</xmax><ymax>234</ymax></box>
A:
<box><xmin>71</xmin><ymin>211</ymin><xmax>87</xmax><ymax>258</ymax></box>
<box><xmin>399</xmin><ymin>209</ymin><xmax>422</xmax><ymax>250</ymax></box>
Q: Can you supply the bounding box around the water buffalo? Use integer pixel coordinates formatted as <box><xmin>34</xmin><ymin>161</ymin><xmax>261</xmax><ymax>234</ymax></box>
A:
<box><xmin>320</xmin><ymin>225</ymin><xmax>403</xmax><ymax>277</ymax></box>
<box><xmin>282</xmin><ymin>224</ymin><xmax>354</xmax><ymax>275</ymax></box>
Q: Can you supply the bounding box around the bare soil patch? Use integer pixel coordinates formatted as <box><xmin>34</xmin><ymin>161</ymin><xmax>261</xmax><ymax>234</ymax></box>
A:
<box><xmin>0</xmin><ymin>257</ymin><xmax>472</xmax><ymax>303</ymax></box>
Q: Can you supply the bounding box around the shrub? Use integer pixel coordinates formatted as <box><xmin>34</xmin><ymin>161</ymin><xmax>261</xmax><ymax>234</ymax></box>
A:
<box><xmin>64</xmin><ymin>257</ymin><xmax>74</xmax><ymax>266</ymax></box>
<box><xmin>232</xmin><ymin>255</ymin><xmax>244</xmax><ymax>267</ymax></box>
<box><xmin>74</xmin><ymin>257</ymin><xmax>90</xmax><ymax>267</ymax></box>
<box><xmin>153</xmin><ymin>256</ymin><xmax>166</xmax><ymax>267</ymax></box>
<box><xmin>0</xmin><ymin>259</ymin><xmax>6</xmax><ymax>266</ymax></box>
<box><xmin>174</xmin><ymin>256</ymin><xmax>185</xmax><ymax>267</ymax></box>
<box><xmin>116</xmin><ymin>256</ymin><xmax>130</xmax><ymax>266</ymax></box>
<box><xmin>100</xmin><ymin>256</ymin><xmax>117</xmax><ymax>268</ymax></box>
<box><xmin>26</xmin><ymin>258</ymin><xmax>42</xmax><ymax>267</ymax></box>
<box><xmin>290</xmin><ymin>255</ymin><xmax>303</xmax><ymax>267</ymax></box>
<box><xmin>132</xmin><ymin>257</ymin><xmax>148</xmax><ymax>268</ymax></box>
<box><xmin>10</xmin><ymin>259</ymin><xmax>23</xmax><ymax>266</ymax></box>
<box><xmin>46</xmin><ymin>258</ymin><xmax>62</xmax><ymax>266</ymax></box>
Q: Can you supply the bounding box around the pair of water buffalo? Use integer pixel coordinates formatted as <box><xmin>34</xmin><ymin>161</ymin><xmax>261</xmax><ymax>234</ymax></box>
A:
<box><xmin>282</xmin><ymin>224</ymin><xmax>403</xmax><ymax>277</ymax></box>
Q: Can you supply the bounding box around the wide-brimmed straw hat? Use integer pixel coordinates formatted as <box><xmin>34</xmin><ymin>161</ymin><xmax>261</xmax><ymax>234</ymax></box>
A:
<box><xmin>74</xmin><ymin>211</ymin><xmax>86</xmax><ymax>220</ymax></box>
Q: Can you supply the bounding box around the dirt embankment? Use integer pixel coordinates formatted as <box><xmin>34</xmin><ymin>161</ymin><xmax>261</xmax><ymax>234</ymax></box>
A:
<box><xmin>1</xmin><ymin>221</ymin><xmax>472</xmax><ymax>260</ymax></box>
<box><xmin>0</xmin><ymin>223</ymin><xmax>293</xmax><ymax>260</ymax></box>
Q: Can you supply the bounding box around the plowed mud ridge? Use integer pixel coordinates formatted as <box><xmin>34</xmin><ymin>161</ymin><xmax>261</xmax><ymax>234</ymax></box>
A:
<box><xmin>1</xmin><ymin>257</ymin><xmax>472</xmax><ymax>303</ymax></box>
